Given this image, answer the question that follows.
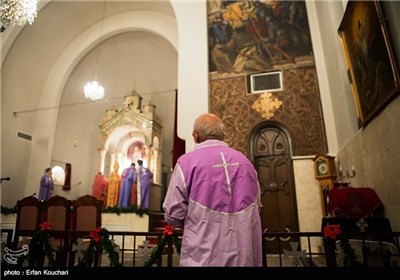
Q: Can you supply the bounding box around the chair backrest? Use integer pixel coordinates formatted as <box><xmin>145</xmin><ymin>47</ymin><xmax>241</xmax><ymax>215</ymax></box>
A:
<box><xmin>43</xmin><ymin>195</ymin><xmax>72</xmax><ymax>231</ymax></box>
<box><xmin>71</xmin><ymin>195</ymin><xmax>102</xmax><ymax>231</ymax></box>
<box><xmin>13</xmin><ymin>196</ymin><xmax>44</xmax><ymax>248</ymax></box>
<box><xmin>68</xmin><ymin>195</ymin><xmax>103</xmax><ymax>267</ymax></box>
<box><xmin>42</xmin><ymin>195</ymin><xmax>72</xmax><ymax>267</ymax></box>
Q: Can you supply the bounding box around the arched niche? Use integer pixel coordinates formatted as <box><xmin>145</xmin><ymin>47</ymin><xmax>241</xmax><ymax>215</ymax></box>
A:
<box><xmin>51</xmin><ymin>165</ymin><xmax>66</xmax><ymax>185</ymax></box>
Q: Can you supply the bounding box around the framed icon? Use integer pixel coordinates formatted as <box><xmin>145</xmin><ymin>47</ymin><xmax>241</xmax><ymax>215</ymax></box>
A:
<box><xmin>338</xmin><ymin>0</ymin><xmax>400</xmax><ymax>127</ymax></box>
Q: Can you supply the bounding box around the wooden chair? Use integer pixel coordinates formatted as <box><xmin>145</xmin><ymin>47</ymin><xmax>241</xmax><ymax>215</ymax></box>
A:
<box><xmin>42</xmin><ymin>195</ymin><xmax>72</xmax><ymax>266</ymax></box>
<box><xmin>13</xmin><ymin>196</ymin><xmax>43</xmax><ymax>247</ymax></box>
<box><xmin>68</xmin><ymin>195</ymin><xmax>102</xmax><ymax>267</ymax></box>
<box><xmin>12</xmin><ymin>196</ymin><xmax>44</xmax><ymax>266</ymax></box>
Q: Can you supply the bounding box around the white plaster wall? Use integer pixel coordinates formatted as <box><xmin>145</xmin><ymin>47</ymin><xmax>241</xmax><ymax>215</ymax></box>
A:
<box><xmin>293</xmin><ymin>157</ymin><xmax>324</xmax><ymax>252</ymax></box>
<box><xmin>171</xmin><ymin>0</ymin><xmax>209</xmax><ymax>153</ymax></box>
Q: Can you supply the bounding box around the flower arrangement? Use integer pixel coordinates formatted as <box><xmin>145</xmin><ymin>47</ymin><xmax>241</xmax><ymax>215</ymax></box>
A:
<box><xmin>323</xmin><ymin>224</ymin><xmax>362</xmax><ymax>267</ymax></box>
<box><xmin>77</xmin><ymin>227</ymin><xmax>121</xmax><ymax>267</ymax></box>
<box><xmin>144</xmin><ymin>225</ymin><xmax>181</xmax><ymax>267</ymax></box>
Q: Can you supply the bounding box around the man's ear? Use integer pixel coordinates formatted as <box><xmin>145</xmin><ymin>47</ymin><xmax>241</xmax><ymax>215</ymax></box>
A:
<box><xmin>193</xmin><ymin>131</ymin><xmax>200</xmax><ymax>143</ymax></box>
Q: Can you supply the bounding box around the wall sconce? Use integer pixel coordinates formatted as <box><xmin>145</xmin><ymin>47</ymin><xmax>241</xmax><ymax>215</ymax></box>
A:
<box><xmin>338</xmin><ymin>164</ymin><xmax>356</xmax><ymax>181</ymax></box>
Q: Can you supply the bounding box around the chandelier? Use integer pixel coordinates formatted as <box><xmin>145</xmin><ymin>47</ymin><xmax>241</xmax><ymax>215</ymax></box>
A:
<box><xmin>83</xmin><ymin>1</ymin><xmax>107</xmax><ymax>101</ymax></box>
<box><xmin>84</xmin><ymin>80</ymin><xmax>105</xmax><ymax>101</ymax></box>
<box><xmin>0</xmin><ymin>0</ymin><xmax>38</xmax><ymax>29</ymax></box>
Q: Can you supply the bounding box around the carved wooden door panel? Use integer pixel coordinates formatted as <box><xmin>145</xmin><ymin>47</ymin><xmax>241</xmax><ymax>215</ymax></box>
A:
<box><xmin>252</xmin><ymin>125</ymin><xmax>299</xmax><ymax>253</ymax></box>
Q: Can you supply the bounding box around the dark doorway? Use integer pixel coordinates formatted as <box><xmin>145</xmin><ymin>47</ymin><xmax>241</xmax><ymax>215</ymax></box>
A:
<box><xmin>251</xmin><ymin>122</ymin><xmax>300</xmax><ymax>253</ymax></box>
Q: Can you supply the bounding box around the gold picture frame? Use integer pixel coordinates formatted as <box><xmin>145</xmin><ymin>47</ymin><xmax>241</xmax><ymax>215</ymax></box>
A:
<box><xmin>338</xmin><ymin>0</ymin><xmax>399</xmax><ymax>127</ymax></box>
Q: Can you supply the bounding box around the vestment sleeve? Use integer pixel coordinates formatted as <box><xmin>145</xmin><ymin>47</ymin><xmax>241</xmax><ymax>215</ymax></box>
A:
<box><xmin>162</xmin><ymin>164</ymin><xmax>187</xmax><ymax>228</ymax></box>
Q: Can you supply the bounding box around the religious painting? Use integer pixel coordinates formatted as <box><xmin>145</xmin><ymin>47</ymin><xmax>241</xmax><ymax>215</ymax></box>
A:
<box><xmin>207</xmin><ymin>0</ymin><xmax>313</xmax><ymax>75</ymax></box>
<box><xmin>338</xmin><ymin>0</ymin><xmax>400</xmax><ymax>127</ymax></box>
<box><xmin>127</xmin><ymin>141</ymin><xmax>148</xmax><ymax>167</ymax></box>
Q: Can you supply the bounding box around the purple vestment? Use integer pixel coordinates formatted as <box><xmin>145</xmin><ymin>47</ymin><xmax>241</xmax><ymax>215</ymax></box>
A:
<box><xmin>163</xmin><ymin>140</ymin><xmax>263</xmax><ymax>267</ymax></box>
<box><xmin>118</xmin><ymin>167</ymin><xmax>137</xmax><ymax>208</ymax></box>
<box><xmin>138</xmin><ymin>166</ymin><xmax>153</xmax><ymax>209</ymax></box>
<box><xmin>38</xmin><ymin>173</ymin><xmax>54</xmax><ymax>201</ymax></box>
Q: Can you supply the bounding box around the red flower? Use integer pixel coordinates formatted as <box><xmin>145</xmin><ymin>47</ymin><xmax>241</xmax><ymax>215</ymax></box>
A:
<box><xmin>89</xmin><ymin>227</ymin><xmax>103</xmax><ymax>243</ymax></box>
<box><xmin>162</xmin><ymin>225</ymin><xmax>174</xmax><ymax>237</ymax></box>
<box><xmin>324</xmin><ymin>224</ymin><xmax>342</xmax><ymax>240</ymax></box>
<box><xmin>39</xmin><ymin>221</ymin><xmax>54</xmax><ymax>231</ymax></box>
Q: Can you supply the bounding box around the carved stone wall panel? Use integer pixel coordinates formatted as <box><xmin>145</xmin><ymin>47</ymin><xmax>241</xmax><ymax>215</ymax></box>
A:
<box><xmin>210</xmin><ymin>66</ymin><xmax>327</xmax><ymax>157</ymax></box>
<box><xmin>210</xmin><ymin>76</ymin><xmax>258</xmax><ymax>157</ymax></box>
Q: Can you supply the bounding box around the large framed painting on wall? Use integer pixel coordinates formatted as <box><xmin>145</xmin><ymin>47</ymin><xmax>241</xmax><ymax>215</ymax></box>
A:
<box><xmin>338</xmin><ymin>0</ymin><xmax>400</xmax><ymax>128</ymax></box>
<box><xmin>207</xmin><ymin>0</ymin><xmax>312</xmax><ymax>75</ymax></box>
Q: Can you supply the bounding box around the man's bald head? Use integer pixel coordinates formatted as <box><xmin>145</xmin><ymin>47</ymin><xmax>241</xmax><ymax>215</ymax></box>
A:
<box><xmin>192</xmin><ymin>113</ymin><xmax>225</xmax><ymax>143</ymax></box>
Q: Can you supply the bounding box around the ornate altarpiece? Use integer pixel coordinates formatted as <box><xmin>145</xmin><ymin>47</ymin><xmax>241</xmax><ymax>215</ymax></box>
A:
<box><xmin>97</xmin><ymin>89</ymin><xmax>162</xmax><ymax>185</ymax></box>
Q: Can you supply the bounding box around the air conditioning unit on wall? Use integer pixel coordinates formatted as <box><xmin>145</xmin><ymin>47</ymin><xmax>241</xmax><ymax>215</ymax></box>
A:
<box><xmin>248</xmin><ymin>71</ymin><xmax>283</xmax><ymax>94</ymax></box>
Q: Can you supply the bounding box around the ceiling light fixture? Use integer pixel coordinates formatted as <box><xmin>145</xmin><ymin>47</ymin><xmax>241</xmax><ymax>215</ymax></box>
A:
<box><xmin>0</xmin><ymin>0</ymin><xmax>38</xmax><ymax>30</ymax></box>
<box><xmin>84</xmin><ymin>81</ymin><xmax>105</xmax><ymax>101</ymax></box>
<box><xmin>83</xmin><ymin>1</ymin><xmax>107</xmax><ymax>101</ymax></box>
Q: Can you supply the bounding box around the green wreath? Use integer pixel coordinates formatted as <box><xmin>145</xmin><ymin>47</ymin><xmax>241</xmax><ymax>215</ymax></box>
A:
<box><xmin>77</xmin><ymin>227</ymin><xmax>121</xmax><ymax>267</ymax></box>
<box><xmin>144</xmin><ymin>225</ymin><xmax>181</xmax><ymax>267</ymax></box>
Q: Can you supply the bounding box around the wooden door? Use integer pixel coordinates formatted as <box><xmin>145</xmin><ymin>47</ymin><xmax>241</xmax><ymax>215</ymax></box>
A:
<box><xmin>251</xmin><ymin>123</ymin><xmax>299</xmax><ymax>253</ymax></box>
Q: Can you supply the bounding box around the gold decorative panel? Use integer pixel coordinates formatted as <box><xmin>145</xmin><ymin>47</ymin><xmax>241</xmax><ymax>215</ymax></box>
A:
<box><xmin>210</xmin><ymin>66</ymin><xmax>327</xmax><ymax>157</ymax></box>
<box><xmin>252</xmin><ymin>92</ymin><xmax>282</xmax><ymax>119</ymax></box>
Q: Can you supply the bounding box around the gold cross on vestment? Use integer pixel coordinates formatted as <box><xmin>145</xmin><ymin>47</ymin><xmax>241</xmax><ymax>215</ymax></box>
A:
<box><xmin>212</xmin><ymin>152</ymin><xmax>239</xmax><ymax>195</ymax></box>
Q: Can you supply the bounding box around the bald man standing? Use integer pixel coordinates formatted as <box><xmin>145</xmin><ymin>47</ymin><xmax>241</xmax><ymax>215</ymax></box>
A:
<box><xmin>163</xmin><ymin>113</ymin><xmax>263</xmax><ymax>267</ymax></box>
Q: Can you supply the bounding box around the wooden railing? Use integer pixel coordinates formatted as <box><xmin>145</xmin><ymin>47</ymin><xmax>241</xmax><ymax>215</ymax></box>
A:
<box><xmin>1</xmin><ymin>229</ymin><xmax>399</xmax><ymax>267</ymax></box>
